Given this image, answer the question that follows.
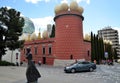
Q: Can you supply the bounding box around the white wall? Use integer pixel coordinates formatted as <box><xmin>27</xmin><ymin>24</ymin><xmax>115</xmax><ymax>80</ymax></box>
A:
<box><xmin>2</xmin><ymin>49</ymin><xmax>21</xmax><ymax>64</ymax></box>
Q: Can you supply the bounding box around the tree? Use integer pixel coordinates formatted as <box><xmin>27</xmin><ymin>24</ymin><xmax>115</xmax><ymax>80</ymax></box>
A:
<box><xmin>50</xmin><ymin>24</ymin><xmax>55</xmax><ymax>38</ymax></box>
<box><xmin>91</xmin><ymin>32</ymin><xmax>95</xmax><ymax>62</ymax></box>
<box><xmin>91</xmin><ymin>32</ymin><xmax>105</xmax><ymax>64</ymax></box>
<box><xmin>99</xmin><ymin>38</ymin><xmax>105</xmax><ymax>60</ymax></box>
<box><xmin>0</xmin><ymin>23</ymin><xmax>7</xmax><ymax>60</ymax></box>
<box><xmin>113</xmin><ymin>48</ymin><xmax>118</xmax><ymax>61</ymax></box>
<box><xmin>105</xmin><ymin>43</ymin><xmax>113</xmax><ymax>60</ymax></box>
<box><xmin>0</xmin><ymin>7</ymin><xmax>24</xmax><ymax>61</ymax></box>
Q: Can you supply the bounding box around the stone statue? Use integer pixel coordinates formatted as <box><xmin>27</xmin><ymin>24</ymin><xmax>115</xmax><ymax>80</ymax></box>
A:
<box><xmin>26</xmin><ymin>48</ymin><xmax>41</xmax><ymax>83</ymax></box>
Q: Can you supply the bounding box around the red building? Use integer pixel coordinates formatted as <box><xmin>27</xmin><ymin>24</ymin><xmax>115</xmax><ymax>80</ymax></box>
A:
<box><xmin>20</xmin><ymin>2</ymin><xmax>91</xmax><ymax>65</ymax></box>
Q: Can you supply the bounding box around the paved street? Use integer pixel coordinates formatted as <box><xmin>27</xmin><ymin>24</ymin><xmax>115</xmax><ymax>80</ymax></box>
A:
<box><xmin>0</xmin><ymin>63</ymin><xmax>120</xmax><ymax>83</ymax></box>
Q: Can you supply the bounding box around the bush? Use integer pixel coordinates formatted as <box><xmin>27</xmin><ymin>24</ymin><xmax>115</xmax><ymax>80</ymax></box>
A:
<box><xmin>0</xmin><ymin>61</ymin><xmax>15</xmax><ymax>66</ymax></box>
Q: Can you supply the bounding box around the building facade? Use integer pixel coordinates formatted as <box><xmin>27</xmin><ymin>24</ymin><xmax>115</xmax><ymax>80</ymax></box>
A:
<box><xmin>98</xmin><ymin>26</ymin><xmax>120</xmax><ymax>56</ymax></box>
<box><xmin>20</xmin><ymin>2</ymin><xmax>91</xmax><ymax>65</ymax></box>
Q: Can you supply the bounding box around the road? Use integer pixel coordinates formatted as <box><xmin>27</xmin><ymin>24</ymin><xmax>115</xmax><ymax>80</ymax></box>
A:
<box><xmin>0</xmin><ymin>63</ymin><xmax>120</xmax><ymax>83</ymax></box>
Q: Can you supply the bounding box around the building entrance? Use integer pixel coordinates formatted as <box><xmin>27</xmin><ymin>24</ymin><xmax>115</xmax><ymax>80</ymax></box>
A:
<box><xmin>43</xmin><ymin>57</ymin><xmax>46</xmax><ymax>64</ymax></box>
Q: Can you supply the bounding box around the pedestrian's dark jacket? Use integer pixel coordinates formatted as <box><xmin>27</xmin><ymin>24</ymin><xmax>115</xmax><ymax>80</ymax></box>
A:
<box><xmin>26</xmin><ymin>52</ymin><xmax>41</xmax><ymax>82</ymax></box>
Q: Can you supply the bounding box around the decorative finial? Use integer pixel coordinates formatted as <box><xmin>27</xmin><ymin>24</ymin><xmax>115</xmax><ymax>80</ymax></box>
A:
<box><xmin>38</xmin><ymin>28</ymin><xmax>41</xmax><ymax>39</ymax></box>
<box><xmin>39</xmin><ymin>28</ymin><xmax>41</xmax><ymax>32</ymax></box>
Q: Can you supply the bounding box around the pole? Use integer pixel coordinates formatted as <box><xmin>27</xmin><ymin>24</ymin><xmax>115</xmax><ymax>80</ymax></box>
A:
<box><xmin>11</xmin><ymin>50</ymin><xmax>13</xmax><ymax>63</ymax></box>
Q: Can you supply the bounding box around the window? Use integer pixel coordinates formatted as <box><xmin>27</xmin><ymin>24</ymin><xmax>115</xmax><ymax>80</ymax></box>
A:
<box><xmin>88</xmin><ymin>50</ymin><xmax>89</xmax><ymax>56</ymax></box>
<box><xmin>42</xmin><ymin>47</ymin><xmax>45</xmax><ymax>55</ymax></box>
<box><xmin>34</xmin><ymin>46</ymin><xmax>38</xmax><ymax>55</ymax></box>
<box><xmin>48</xmin><ymin>47</ymin><xmax>51</xmax><ymax>55</ymax></box>
<box><xmin>82</xmin><ymin>61</ymin><xmax>89</xmax><ymax>64</ymax></box>
<box><xmin>48</xmin><ymin>44</ymin><xmax>52</xmax><ymax>55</ymax></box>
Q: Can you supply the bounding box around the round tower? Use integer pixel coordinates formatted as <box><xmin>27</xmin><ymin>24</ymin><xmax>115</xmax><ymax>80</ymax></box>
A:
<box><xmin>54</xmin><ymin>2</ymin><xmax>85</xmax><ymax>60</ymax></box>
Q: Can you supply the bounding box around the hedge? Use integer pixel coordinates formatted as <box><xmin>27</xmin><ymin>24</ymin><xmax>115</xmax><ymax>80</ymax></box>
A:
<box><xmin>0</xmin><ymin>61</ymin><xmax>15</xmax><ymax>66</ymax></box>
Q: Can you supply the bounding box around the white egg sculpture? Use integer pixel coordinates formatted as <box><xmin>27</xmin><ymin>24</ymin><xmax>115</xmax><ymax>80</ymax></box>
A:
<box><xmin>61</xmin><ymin>3</ymin><xmax>69</xmax><ymax>12</ymax></box>
<box><xmin>30</xmin><ymin>32</ymin><xmax>37</xmax><ymax>40</ymax></box>
<box><xmin>77</xmin><ymin>6</ymin><xmax>84</xmax><ymax>14</ymax></box>
<box><xmin>70</xmin><ymin>1</ymin><xmax>78</xmax><ymax>11</ymax></box>
<box><xmin>42</xmin><ymin>30</ymin><xmax>49</xmax><ymax>39</ymax></box>
<box><xmin>55</xmin><ymin>5</ymin><xmax>62</xmax><ymax>15</ymax></box>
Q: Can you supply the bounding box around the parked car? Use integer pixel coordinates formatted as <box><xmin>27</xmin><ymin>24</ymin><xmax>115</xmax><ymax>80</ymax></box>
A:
<box><xmin>64</xmin><ymin>61</ymin><xmax>96</xmax><ymax>73</ymax></box>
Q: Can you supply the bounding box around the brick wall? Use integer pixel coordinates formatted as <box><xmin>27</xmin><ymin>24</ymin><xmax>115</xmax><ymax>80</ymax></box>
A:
<box><xmin>55</xmin><ymin>11</ymin><xmax>85</xmax><ymax>60</ymax></box>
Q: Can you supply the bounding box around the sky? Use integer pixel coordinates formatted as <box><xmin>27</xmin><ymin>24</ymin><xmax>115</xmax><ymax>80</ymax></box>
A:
<box><xmin>0</xmin><ymin>0</ymin><xmax>120</xmax><ymax>39</ymax></box>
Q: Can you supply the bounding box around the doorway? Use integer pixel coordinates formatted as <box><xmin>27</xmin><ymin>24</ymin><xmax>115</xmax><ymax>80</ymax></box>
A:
<box><xmin>43</xmin><ymin>57</ymin><xmax>46</xmax><ymax>64</ymax></box>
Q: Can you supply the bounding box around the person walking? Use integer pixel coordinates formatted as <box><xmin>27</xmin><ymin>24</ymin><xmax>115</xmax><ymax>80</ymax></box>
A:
<box><xmin>26</xmin><ymin>48</ymin><xmax>41</xmax><ymax>83</ymax></box>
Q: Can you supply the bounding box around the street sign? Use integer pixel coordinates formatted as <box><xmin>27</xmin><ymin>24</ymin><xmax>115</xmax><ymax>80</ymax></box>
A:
<box><xmin>105</xmin><ymin>52</ymin><xmax>108</xmax><ymax>58</ymax></box>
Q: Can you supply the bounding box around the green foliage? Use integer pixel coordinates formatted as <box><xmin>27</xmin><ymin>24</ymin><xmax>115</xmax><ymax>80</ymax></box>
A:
<box><xmin>91</xmin><ymin>31</ymin><xmax>115</xmax><ymax>64</ymax></box>
<box><xmin>104</xmin><ymin>42</ymin><xmax>113</xmax><ymax>60</ymax></box>
<box><xmin>0</xmin><ymin>24</ymin><xmax>7</xmax><ymax>60</ymax></box>
<box><xmin>0</xmin><ymin>61</ymin><xmax>15</xmax><ymax>66</ymax></box>
<box><xmin>99</xmin><ymin>38</ymin><xmax>105</xmax><ymax>60</ymax></box>
<box><xmin>91</xmin><ymin>32</ymin><xmax>105</xmax><ymax>64</ymax></box>
<box><xmin>113</xmin><ymin>48</ymin><xmax>118</xmax><ymax>60</ymax></box>
<box><xmin>50</xmin><ymin>24</ymin><xmax>55</xmax><ymax>38</ymax></box>
<box><xmin>91</xmin><ymin>32</ymin><xmax>95</xmax><ymax>62</ymax></box>
<box><xmin>0</xmin><ymin>7</ymin><xmax>25</xmax><ymax>60</ymax></box>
